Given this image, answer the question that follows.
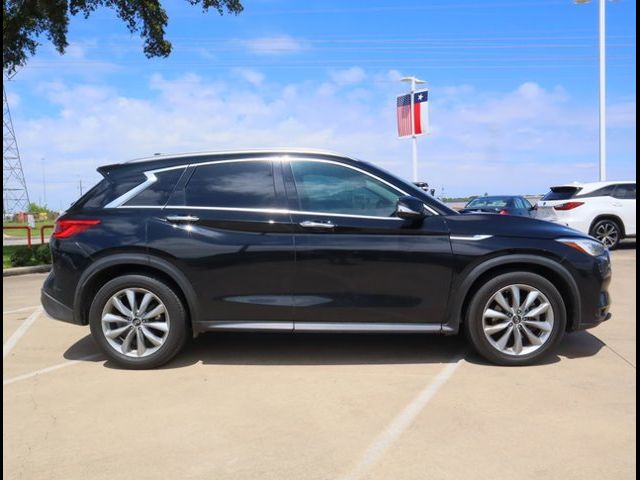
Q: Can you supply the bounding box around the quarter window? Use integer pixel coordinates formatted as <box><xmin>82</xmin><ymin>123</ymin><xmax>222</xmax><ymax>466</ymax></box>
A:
<box><xmin>290</xmin><ymin>161</ymin><xmax>401</xmax><ymax>217</ymax></box>
<box><xmin>184</xmin><ymin>161</ymin><xmax>278</xmax><ymax>208</ymax></box>
<box><xmin>125</xmin><ymin>169</ymin><xmax>184</xmax><ymax>207</ymax></box>
<box><xmin>612</xmin><ymin>184</ymin><xmax>636</xmax><ymax>200</ymax></box>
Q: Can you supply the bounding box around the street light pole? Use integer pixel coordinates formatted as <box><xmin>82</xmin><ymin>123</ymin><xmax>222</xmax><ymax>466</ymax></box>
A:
<box><xmin>400</xmin><ymin>76</ymin><xmax>426</xmax><ymax>182</ymax></box>
<box><xmin>575</xmin><ymin>0</ymin><xmax>607</xmax><ymax>181</ymax></box>
<box><xmin>598</xmin><ymin>0</ymin><xmax>606</xmax><ymax>181</ymax></box>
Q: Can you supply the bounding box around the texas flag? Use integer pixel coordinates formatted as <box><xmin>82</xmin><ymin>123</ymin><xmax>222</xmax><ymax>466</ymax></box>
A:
<box><xmin>396</xmin><ymin>90</ymin><xmax>428</xmax><ymax>138</ymax></box>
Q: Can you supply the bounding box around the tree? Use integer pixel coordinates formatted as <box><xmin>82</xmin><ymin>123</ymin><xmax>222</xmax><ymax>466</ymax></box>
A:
<box><xmin>3</xmin><ymin>0</ymin><xmax>243</xmax><ymax>74</ymax></box>
<box><xmin>28</xmin><ymin>201</ymin><xmax>52</xmax><ymax>213</ymax></box>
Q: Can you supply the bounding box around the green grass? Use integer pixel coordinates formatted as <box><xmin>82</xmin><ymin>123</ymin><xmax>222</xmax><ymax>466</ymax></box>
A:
<box><xmin>3</xmin><ymin>221</ymin><xmax>55</xmax><ymax>238</ymax></box>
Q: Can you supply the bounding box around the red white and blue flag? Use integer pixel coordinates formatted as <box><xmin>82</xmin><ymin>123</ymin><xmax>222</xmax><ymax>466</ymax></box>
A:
<box><xmin>396</xmin><ymin>90</ymin><xmax>428</xmax><ymax>137</ymax></box>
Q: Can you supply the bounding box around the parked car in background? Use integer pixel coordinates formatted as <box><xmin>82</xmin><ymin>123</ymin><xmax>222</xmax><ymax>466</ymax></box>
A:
<box><xmin>42</xmin><ymin>149</ymin><xmax>612</xmax><ymax>368</ymax></box>
<box><xmin>460</xmin><ymin>196</ymin><xmax>534</xmax><ymax>217</ymax></box>
<box><xmin>535</xmin><ymin>181</ymin><xmax>636</xmax><ymax>249</ymax></box>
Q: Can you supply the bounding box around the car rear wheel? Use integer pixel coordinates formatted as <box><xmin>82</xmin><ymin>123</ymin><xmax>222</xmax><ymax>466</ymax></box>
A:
<box><xmin>89</xmin><ymin>274</ymin><xmax>188</xmax><ymax>369</ymax></box>
<box><xmin>590</xmin><ymin>219</ymin><xmax>622</xmax><ymax>250</ymax></box>
<box><xmin>465</xmin><ymin>272</ymin><xmax>566</xmax><ymax>366</ymax></box>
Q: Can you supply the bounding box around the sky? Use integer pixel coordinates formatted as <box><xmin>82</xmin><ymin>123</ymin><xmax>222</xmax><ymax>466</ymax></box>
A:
<box><xmin>4</xmin><ymin>0</ymin><xmax>636</xmax><ymax>209</ymax></box>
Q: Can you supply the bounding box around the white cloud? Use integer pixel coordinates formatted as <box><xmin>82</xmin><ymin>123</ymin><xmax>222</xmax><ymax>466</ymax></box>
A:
<box><xmin>232</xmin><ymin>68</ymin><xmax>265</xmax><ymax>86</ymax></box>
<box><xmin>239</xmin><ymin>35</ymin><xmax>306</xmax><ymax>55</ymax></box>
<box><xmin>11</xmin><ymin>72</ymin><xmax>636</xmax><ymax>208</ymax></box>
<box><xmin>329</xmin><ymin>67</ymin><xmax>366</xmax><ymax>86</ymax></box>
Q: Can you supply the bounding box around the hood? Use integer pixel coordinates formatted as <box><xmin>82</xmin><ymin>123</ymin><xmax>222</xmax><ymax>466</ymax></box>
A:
<box><xmin>445</xmin><ymin>213</ymin><xmax>586</xmax><ymax>240</ymax></box>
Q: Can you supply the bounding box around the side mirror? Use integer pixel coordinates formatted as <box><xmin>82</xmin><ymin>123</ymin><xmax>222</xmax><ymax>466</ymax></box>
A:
<box><xmin>395</xmin><ymin>196</ymin><xmax>427</xmax><ymax>220</ymax></box>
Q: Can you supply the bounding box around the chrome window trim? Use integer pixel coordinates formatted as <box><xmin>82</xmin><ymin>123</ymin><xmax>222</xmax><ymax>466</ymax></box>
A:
<box><xmin>107</xmin><ymin>156</ymin><xmax>439</xmax><ymax>216</ymax></box>
<box><xmin>119</xmin><ymin>204</ymin><xmax>404</xmax><ymax>221</ymax></box>
<box><xmin>450</xmin><ymin>234</ymin><xmax>493</xmax><ymax>241</ymax></box>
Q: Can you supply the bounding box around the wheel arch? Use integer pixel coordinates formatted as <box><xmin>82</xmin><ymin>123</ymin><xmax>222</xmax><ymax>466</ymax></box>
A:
<box><xmin>444</xmin><ymin>254</ymin><xmax>581</xmax><ymax>334</ymax></box>
<box><xmin>74</xmin><ymin>253</ymin><xmax>199</xmax><ymax>327</ymax></box>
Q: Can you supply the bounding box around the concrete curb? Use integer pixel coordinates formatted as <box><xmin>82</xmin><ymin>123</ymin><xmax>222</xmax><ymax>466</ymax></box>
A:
<box><xmin>3</xmin><ymin>265</ymin><xmax>51</xmax><ymax>277</ymax></box>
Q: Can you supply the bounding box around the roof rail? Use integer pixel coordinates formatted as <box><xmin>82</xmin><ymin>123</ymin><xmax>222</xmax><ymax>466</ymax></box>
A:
<box><xmin>125</xmin><ymin>148</ymin><xmax>354</xmax><ymax>164</ymax></box>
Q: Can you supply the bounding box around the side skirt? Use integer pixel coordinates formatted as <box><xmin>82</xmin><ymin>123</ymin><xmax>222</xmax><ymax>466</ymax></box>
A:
<box><xmin>194</xmin><ymin>321</ymin><xmax>445</xmax><ymax>334</ymax></box>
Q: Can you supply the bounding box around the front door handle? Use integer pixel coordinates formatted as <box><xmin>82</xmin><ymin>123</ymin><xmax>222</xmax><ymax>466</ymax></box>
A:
<box><xmin>299</xmin><ymin>220</ymin><xmax>335</xmax><ymax>230</ymax></box>
<box><xmin>166</xmin><ymin>215</ymin><xmax>199</xmax><ymax>223</ymax></box>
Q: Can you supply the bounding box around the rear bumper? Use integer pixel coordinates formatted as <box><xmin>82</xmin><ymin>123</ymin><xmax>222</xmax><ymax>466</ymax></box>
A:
<box><xmin>41</xmin><ymin>288</ymin><xmax>78</xmax><ymax>324</ymax></box>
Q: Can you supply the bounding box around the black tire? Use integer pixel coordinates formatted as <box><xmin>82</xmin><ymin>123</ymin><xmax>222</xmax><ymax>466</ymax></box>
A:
<box><xmin>465</xmin><ymin>272</ymin><xmax>566</xmax><ymax>366</ymax></box>
<box><xmin>89</xmin><ymin>274</ymin><xmax>189</xmax><ymax>369</ymax></box>
<box><xmin>590</xmin><ymin>218</ymin><xmax>622</xmax><ymax>250</ymax></box>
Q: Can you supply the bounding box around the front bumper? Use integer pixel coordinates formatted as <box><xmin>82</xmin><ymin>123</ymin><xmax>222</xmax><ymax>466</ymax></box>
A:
<box><xmin>569</xmin><ymin>251</ymin><xmax>612</xmax><ymax>331</ymax></box>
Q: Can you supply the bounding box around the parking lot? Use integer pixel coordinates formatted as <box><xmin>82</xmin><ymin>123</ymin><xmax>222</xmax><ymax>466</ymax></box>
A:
<box><xmin>3</xmin><ymin>247</ymin><xmax>636</xmax><ymax>480</ymax></box>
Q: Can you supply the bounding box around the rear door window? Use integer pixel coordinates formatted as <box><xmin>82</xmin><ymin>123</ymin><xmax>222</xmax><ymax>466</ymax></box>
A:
<box><xmin>183</xmin><ymin>161</ymin><xmax>278</xmax><ymax>208</ymax></box>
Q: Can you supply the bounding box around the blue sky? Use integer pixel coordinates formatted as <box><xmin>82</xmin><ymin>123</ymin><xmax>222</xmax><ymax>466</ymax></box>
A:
<box><xmin>5</xmin><ymin>0</ymin><xmax>636</xmax><ymax>209</ymax></box>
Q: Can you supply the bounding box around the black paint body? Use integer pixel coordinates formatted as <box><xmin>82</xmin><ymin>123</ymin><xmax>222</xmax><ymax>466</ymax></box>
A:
<box><xmin>42</xmin><ymin>152</ymin><xmax>611</xmax><ymax>335</ymax></box>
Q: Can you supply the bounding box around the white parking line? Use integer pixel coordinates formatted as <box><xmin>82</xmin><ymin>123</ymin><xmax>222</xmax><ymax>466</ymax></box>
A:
<box><xmin>3</xmin><ymin>305</ymin><xmax>40</xmax><ymax>315</ymax></box>
<box><xmin>342</xmin><ymin>356</ymin><xmax>463</xmax><ymax>480</ymax></box>
<box><xmin>3</xmin><ymin>354</ymin><xmax>103</xmax><ymax>386</ymax></box>
<box><xmin>3</xmin><ymin>307</ymin><xmax>42</xmax><ymax>359</ymax></box>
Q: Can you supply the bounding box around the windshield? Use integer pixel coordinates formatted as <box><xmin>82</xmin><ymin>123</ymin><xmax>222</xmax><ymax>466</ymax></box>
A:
<box><xmin>466</xmin><ymin>197</ymin><xmax>511</xmax><ymax>208</ymax></box>
<box><xmin>542</xmin><ymin>186</ymin><xmax>581</xmax><ymax>201</ymax></box>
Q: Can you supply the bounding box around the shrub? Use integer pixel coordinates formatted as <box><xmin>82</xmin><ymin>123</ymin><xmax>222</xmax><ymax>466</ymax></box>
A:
<box><xmin>9</xmin><ymin>247</ymin><xmax>33</xmax><ymax>267</ymax></box>
<box><xmin>34</xmin><ymin>244</ymin><xmax>52</xmax><ymax>264</ymax></box>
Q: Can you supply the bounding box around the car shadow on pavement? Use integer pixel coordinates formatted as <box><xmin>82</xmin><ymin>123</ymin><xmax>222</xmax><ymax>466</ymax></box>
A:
<box><xmin>64</xmin><ymin>329</ymin><xmax>605</xmax><ymax>370</ymax></box>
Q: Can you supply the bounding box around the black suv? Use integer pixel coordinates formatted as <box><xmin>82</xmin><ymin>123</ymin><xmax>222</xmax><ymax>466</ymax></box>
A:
<box><xmin>41</xmin><ymin>149</ymin><xmax>612</xmax><ymax>368</ymax></box>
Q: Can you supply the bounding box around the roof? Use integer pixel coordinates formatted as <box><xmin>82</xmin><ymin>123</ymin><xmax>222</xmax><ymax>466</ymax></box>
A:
<box><xmin>551</xmin><ymin>181</ymin><xmax>635</xmax><ymax>188</ymax></box>
<box><xmin>550</xmin><ymin>180</ymin><xmax>635</xmax><ymax>195</ymax></box>
<box><xmin>125</xmin><ymin>148</ymin><xmax>354</xmax><ymax>164</ymax></box>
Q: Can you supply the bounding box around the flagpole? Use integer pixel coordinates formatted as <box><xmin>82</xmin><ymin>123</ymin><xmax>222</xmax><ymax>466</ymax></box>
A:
<box><xmin>411</xmin><ymin>77</ymin><xmax>418</xmax><ymax>182</ymax></box>
<box><xmin>401</xmin><ymin>76</ymin><xmax>426</xmax><ymax>182</ymax></box>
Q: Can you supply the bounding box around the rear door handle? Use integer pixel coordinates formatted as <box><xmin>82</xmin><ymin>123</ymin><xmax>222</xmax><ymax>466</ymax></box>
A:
<box><xmin>166</xmin><ymin>215</ymin><xmax>199</xmax><ymax>223</ymax></box>
<box><xmin>299</xmin><ymin>220</ymin><xmax>335</xmax><ymax>230</ymax></box>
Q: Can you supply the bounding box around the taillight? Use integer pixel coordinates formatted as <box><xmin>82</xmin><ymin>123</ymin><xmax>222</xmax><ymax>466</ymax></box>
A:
<box><xmin>554</xmin><ymin>202</ymin><xmax>584</xmax><ymax>211</ymax></box>
<box><xmin>499</xmin><ymin>209</ymin><xmax>509</xmax><ymax>215</ymax></box>
<box><xmin>53</xmin><ymin>219</ymin><xmax>101</xmax><ymax>239</ymax></box>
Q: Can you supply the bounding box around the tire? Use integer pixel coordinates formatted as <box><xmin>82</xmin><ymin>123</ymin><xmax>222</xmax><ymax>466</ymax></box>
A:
<box><xmin>465</xmin><ymin>272</ymin><xmax>566</xmax><ymax>366</ymax></box>
<box><xmin>89</xmin><ymin>274</ymin><xmax>189</xmax><ymax>369</ymax></box>
<box><xmin>590</xmin><ymin>219</ymin><xmax>622</xmax><ymax>250</ymax></box>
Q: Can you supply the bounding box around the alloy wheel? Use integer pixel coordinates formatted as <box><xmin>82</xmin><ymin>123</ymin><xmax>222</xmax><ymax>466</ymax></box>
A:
<box><xmin>594</xmin><ymin>222</ymin><xmax>619</xmax><ymax>249</ymax></box>
<box><xmin>101</xmin><ymin>288</ymin><xmax>170</xmax><ymax>358</ymax></box>
<box><xmin>482</xmin><ymin>284</ymin><xmax>555</xmax><ymax>356</ymax></box>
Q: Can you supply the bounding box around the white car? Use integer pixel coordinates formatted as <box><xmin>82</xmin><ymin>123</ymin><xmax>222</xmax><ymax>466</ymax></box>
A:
<box><xmin>535</xmin><ymin>181</ymin><xmax>636</xmax><ymax>249</ymax></box>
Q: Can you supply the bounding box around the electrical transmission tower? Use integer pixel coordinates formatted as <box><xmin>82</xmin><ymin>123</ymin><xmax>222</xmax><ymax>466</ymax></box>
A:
<box><xmin>3</xmin><ymin>84</ymin><xmax>30</xmax><ymax>215</ymax></box>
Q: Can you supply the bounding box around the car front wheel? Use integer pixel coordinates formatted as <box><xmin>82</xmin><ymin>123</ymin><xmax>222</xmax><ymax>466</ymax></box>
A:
<box><xmin>89</xmin><ymin>274</ymin><xmax>188</xmax><ymax>369</ymax></box>
<box><xmin>465</xmin><ymin>272</ymin><xmax>566</xmax><ymax>366</ymax></box>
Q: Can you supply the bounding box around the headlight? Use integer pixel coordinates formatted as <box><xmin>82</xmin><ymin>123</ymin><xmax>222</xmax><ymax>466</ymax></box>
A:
<box><xmin>556</xmin><ymin>237</ymin><xmax>607</xmax><ymax>256</ymax></box>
